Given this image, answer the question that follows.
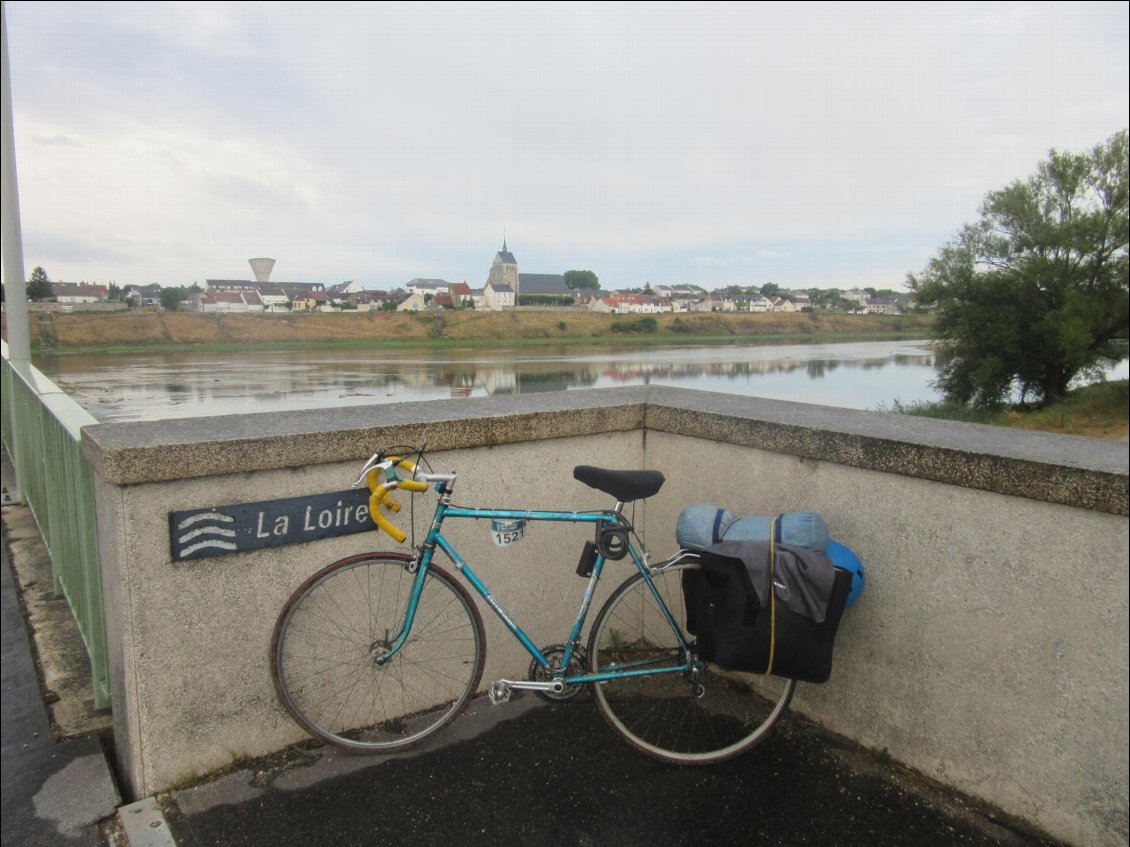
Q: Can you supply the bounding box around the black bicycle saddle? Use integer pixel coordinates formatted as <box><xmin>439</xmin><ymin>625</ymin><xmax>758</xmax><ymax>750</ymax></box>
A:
<box><xmin>573</xmin><ymin>466</ymin><xmax>665</xmax><ymax>502</ymax></box>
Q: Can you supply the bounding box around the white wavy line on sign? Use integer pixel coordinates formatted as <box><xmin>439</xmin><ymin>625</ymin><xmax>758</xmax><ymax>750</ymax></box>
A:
<box><xmin>178</xmin><ymin>526</ymin><xmax>237</xmax><ymax>545</ymax></box>
<box><xmin>177</xmin><ymin>512</ymin><xmax>235</xmax><ymax>530</ymax></box>
<box><xmin>179</xmin><ymin>540</ymin><xmax>239</xmax><ymax>557</ymax></box>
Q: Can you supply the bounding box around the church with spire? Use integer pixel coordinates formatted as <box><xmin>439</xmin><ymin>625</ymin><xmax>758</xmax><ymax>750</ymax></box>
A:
<box><xmin>484</xmin><ymin>239</ymin><xmax>519</xmax><ymax>309</ymax></box>
<box><xmin>483</xmin><ymin>237</ymin><xmax>570</xmax><ymax>310</ymax></box>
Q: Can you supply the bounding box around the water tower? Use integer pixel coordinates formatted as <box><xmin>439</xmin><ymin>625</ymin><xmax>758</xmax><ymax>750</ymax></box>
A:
<box><xmin>249</xmin><ymin>258</ymin><xmax>276</xmax><ymax>283</ymax></box>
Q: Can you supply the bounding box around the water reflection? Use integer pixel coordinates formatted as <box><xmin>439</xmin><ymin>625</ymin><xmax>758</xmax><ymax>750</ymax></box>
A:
<box><xmin>36</xmin><ymin>339</ymin><xmax>945</xmax><ymax>423</ymax></box>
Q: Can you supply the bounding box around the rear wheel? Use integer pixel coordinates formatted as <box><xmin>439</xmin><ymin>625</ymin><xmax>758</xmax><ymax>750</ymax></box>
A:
<box><xmin>587</xmin><ymin>558</ymin><xmax>795</xmax><ymax>764</ymax></box>
<box><xmin>271</xmin><ymin>552</ymin><xmax>485</xmax><ymax>753</ymax></box>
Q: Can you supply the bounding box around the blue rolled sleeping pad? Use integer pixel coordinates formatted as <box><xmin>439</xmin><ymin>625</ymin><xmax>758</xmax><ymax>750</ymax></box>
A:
<box><xmin>724</xmin><ymin>513</ymin><xmax>830</xmax><ymax>551</ymax></box>
<box><xmin>674</xmin><ymin>504</ymin><xmax>738</xmax><ymax>550</ymax></box>
<box><xmin>675</xmin><ymin>504</ymin><xmax>866</xmax><ymax>607</ymax></box>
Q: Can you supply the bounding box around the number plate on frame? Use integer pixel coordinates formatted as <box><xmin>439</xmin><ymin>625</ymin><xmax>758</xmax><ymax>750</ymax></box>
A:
<box><xmin>490</xmin><ymin>518</ymin><xmax>527</xmax><ymax>547</ymax></box>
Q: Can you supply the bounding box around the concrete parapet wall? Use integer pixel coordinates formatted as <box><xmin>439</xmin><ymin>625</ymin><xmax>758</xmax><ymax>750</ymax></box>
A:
<box><xmin>648</xmin><ymin>432</ymin><xmax>1128</xmax><ymax>847</ymax></box>
<box><xmin>81</xmin><ymin>386</ymin><xmax>1128</xmax><ymax>846</ymax></box>
<box><xmin>91</xmin><ymin>434</ymin><xmax>642</xmax><ymax>797</ymax></box>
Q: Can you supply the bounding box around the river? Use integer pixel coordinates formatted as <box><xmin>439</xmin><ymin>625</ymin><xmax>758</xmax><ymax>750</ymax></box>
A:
<box><xmin>31</xmin><ymin>339</ymin><xmax>1128</xmax><ymax>424</ymax></box>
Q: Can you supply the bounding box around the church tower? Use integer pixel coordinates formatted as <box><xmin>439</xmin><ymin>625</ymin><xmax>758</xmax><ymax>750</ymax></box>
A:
<box><xmin>486</xmin><ymin>238</ymin><xmax>519</xmax><ymax>296</ymax></box>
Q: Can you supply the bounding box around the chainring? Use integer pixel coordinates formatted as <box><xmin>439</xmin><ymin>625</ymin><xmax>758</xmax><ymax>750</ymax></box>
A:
<box><xmin>528</xmin><ymin>643</ymin><xmax>588</xmax><ymax>702</ymax></box>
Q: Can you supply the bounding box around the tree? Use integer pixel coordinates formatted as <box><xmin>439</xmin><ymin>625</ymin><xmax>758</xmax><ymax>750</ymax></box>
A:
<box><xmin>159</xmin><ymin>286</ymin><xmax>187</xmax><ymax>311</ymax></box>
<box><xmin>759</xmin><ymin>282</ymin><xmax>780</xmax><ymax>298</ymax></box>
<box><xmin>26</xmin><ymin>266</ymin><xmax>53</xmax><ymax>301</ymax></box>
<box><xmin>808</xmin><ymin>288</ymin><xmax>845</xmax><ymax>310</ymax></box>
<box><xmin>564</xmin><ymin>269</ymin><xmax>599</xmax><ymax>290</ymax></box>
<box><xmin>909</xmin><ymin>130</ymin><xmax>1129</xmax><ymax>407</ymax></box>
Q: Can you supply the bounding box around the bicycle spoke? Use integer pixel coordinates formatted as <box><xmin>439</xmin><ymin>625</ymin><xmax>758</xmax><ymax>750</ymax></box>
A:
<box><xmin>272</xmin><ymin>555</ymin><xmax>485</xmax><ymax>753</ymax></box>
<box><xmin>589</xmin><ymin>560</ymin><xmax>795</xmax><ymax>764</ymax></box>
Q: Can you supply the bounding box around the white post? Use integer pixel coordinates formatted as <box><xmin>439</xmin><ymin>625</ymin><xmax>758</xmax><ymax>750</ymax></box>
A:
<box><xmin>2</xmin><ymin>4</ymin><xmax>30</xmax><ymax>502</ymax></box>
<box><xmin>1</xmin><ymin>4</ymin><xmax>30</xmax><ymax>363</ymax></box>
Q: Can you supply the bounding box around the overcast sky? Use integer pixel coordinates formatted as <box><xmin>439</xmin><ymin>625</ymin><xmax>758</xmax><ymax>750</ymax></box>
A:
<box><xmin>3</xmin><ymin>1</ymin><xmax>1127</xmax><ymax>292</ymax></box>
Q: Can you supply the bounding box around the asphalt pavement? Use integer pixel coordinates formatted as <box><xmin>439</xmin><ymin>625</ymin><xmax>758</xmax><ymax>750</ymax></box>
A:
<box><xmin>1</xmin><ymin>532</ymin><xmax>119</xmax><ymax>846</ymax></box>
<box><xmin>159</xmin><ymin>692</ymin><xmax>1063</xmax><ymax>847</ymax></box>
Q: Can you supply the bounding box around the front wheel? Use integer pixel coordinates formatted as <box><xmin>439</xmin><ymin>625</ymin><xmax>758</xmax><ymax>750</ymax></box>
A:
<box><xmin>587</xmin><ymin>558</ymin><xmax>796</xmax><ymax>764</ymax></box>
<box><xmin>271</xmin><ymin>552</ymin><xmax>486</xmax><ymax>753</ymax></box>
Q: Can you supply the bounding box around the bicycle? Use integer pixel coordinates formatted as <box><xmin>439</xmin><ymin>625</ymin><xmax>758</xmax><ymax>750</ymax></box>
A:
<box><xmin>270</xmin><ymin>447</ymin><xmax>796</xmax><ymax>765</ymax></box>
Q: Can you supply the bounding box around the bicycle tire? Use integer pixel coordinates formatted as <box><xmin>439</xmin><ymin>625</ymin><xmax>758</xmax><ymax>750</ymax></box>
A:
<box><xmin>271</xmin><ymin>552</ymin><xmax>486</xmax><ymax>753</ymax></box>
<box><xmin>587</xmin><ymin>558</ymin><xmax>796</xmax><ymax>764</ymax></box>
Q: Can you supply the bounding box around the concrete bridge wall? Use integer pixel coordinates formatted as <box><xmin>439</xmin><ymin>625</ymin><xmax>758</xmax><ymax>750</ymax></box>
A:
<box><xmin>81</xmin><ymin>386</ymin><xmax>1128</xmax><ymax>846</ymax></box>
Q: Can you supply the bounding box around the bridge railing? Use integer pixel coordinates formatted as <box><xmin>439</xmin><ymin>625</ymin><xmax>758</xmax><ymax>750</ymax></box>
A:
<box><xmin>1</xmin><ymin>339</ymin><xmax>110</xmax><ymax>709</ymax></box>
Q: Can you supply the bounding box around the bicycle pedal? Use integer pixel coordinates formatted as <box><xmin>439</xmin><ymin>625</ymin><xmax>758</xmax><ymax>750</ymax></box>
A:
<box><xmin>488</xmin><ymin>680</ymin><xmax>512</xmax><ymax>705</ymax></box>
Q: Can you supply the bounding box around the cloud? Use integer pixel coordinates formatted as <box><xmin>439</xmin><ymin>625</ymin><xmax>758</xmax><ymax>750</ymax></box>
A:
<box><xmin>3</xmin><ymin>2</ymin><xmax>1127</xmax><ymax>288</ymax></box>
<box><xmin>692</xmin><ymin>257</ymin><xmax>757</xmax><ymax>267</ymax></box>
<box><xmin>23</xmin><ymin>230</ymin><xmax>132</xmax><ymax>266</ymax></box>
<box><xmin>31</xmin><ymin>134</ymin><xmax>80</xmax><ymax>147</ymax></box>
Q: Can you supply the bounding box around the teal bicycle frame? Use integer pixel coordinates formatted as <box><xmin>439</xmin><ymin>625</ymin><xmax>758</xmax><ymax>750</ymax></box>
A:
<box><xmin>276</xmin><ymin>455</ymin><xmax>796</xmax><ymax>763</ymax></box>
<box><xmin>381</xmin><ymin>489</ymin><xmax>698</xmax><ymax>688</ymax></box>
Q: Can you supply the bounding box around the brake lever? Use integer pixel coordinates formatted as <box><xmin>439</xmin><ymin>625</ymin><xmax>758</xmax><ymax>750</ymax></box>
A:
<box><xmin>353</xmin><ymin>452</ymin><xmax>387</xmax><ymax>487</ymax></box>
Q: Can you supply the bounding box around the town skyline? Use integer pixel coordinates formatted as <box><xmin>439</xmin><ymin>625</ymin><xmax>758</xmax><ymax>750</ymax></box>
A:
<box><xmin>26</xmin><ymin>248</ymin><xmax>908</xmax><ymax>298</ymax></box>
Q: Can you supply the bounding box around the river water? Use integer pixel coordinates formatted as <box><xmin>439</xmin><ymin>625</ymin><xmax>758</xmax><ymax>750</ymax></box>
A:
<box><xmin>32</xmin><ymin>339</ymin><xmax>954</xmax><ymax>423</ymax></box>
<box><xmin>33</xmin><ymin>339</ymin><xmax>1130</xmax><ymax>424</ymax></box>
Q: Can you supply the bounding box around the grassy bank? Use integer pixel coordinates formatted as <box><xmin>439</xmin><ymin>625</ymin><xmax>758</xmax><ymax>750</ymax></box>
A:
<box><xmin>2</xmin><ymin>308</ymin><xmax>935</xmax><ymax>353</ymax></box>
<box><xmin>889</xmin><ymin>380</ymin><xmax>1130</xmax><ymax>441</ymax></box>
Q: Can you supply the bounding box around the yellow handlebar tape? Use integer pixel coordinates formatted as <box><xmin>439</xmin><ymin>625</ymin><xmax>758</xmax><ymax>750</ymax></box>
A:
<box><xmin>370</xmin><ymin>496</ymin><xmax>407</xmax><ymax>543</ymax></box>
<box><xmin>365</xmin><ymin>459</ymin><xmax>428</xmax><ymax>543</ymax></box>
<box><xmin>395</xmin><ymin>461</ymin><xmax>429</xmax><ymax>493</ymax></box>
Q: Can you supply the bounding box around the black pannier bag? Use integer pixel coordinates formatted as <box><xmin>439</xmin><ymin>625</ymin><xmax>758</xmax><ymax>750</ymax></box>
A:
<box><xmin>682</xmin><ymin>537</ymin><xmax>852</xmax><ymax>684</ymax></box>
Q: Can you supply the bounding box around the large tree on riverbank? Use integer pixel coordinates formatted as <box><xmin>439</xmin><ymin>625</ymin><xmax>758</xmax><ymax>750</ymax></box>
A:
<box><xmin>909</xmin><ymin>130</ymin><xmax>1129</xmax><ymax>407</ymax></box>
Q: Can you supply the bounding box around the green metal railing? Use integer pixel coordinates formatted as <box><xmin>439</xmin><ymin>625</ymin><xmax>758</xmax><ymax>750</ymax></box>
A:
<box><xmin>2</xmin><ymin>340</ymin><xmax>110</xmax><ymax>709</ymax></box>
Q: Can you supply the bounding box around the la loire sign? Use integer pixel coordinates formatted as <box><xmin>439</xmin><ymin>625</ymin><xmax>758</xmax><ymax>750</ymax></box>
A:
<box><xmin>169</xmin><ymin>489</ymin><xmax>377</xmax><ymax>562</ymax></box>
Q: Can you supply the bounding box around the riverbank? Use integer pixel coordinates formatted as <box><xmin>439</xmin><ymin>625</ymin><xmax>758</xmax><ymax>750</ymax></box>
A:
<box><xmin>1</xmin><ymin>308</ymin><xmax>933</xmax><ymax>352</ymax></box>
<box><xmin>893</xmin><ymin>380</ymin><xmax>1130</xmax><ymax>441</ymax></box>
